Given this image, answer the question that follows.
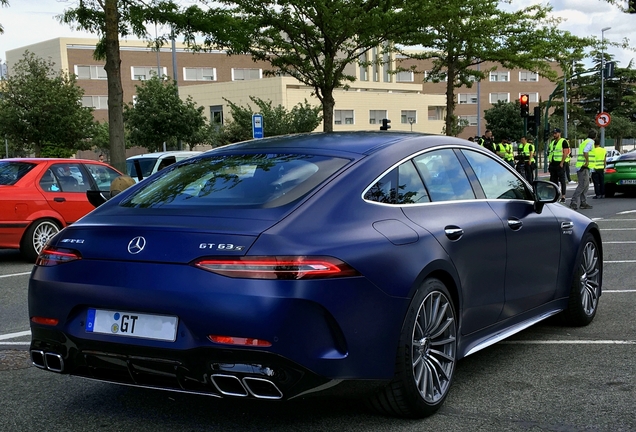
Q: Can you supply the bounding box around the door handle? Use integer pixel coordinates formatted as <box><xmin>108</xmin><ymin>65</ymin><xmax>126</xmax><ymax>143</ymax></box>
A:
<box><xmin>444</xmin><ymin>226</ymin><xmax>464</xmax><ymax>241</ymax></box>
<box><xmin>507</xmin><ymin>219</ymin><xmax>523</xmax><ymax>230</ymax></box>
<box><xmin>53</xmin><ymin>197</ymin><xmax>66</xmax><ymax>202</ymax></box>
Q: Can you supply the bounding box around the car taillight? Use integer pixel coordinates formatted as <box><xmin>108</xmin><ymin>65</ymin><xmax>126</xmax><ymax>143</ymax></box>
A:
<box><xmin>192</xmin><ymin>256</ymin><xmax>360</xmax><ymax>280</ymax></box>
<box><xmin>605</xmin><ymin>168</ymin><xmax>616</xmax><ymax>174</ymax></box>
<box><xmin>35</xmin><ymin>247</ymin><xmax>82</xmax><ymax>266</ymax></box>
<box><xmin>208</xmin><ymin>335</ymin><xmax>272</xmax><ymax>347</ymax></box>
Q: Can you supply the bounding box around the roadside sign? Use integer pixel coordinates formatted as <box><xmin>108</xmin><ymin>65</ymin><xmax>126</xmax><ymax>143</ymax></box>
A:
<box><xmin>595</xmin><ymin>112</ymin><xmax>611</xmax><ymax>128</ymax></box>
<box><xmin>252</xmin><ymin>113</ymin><xmax>264</xmax><ymax>139</ymax></box>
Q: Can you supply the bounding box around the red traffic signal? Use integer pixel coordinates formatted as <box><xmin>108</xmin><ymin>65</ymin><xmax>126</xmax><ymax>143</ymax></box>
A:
<box><xmin>520</xmin><ymin>94</ymin><xmax>529</xmax><ymax>117</ymax></box>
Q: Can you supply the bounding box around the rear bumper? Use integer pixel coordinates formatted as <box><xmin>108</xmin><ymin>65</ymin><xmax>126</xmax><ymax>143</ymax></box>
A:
<box><xmin>30</xmin><ymin>326</ymin><xmax>331</xmax><ymax>399</ymax></box>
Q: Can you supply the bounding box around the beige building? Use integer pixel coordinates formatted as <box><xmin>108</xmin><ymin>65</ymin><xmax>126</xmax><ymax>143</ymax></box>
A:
<box><xmin>6</xmin><ymin>37</ymin><xmax>557</xmax><ymax>140</ymax></box>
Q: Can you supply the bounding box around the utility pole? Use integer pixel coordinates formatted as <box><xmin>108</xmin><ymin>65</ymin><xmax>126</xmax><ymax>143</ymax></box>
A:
<box><xmin>600</xmin><ymin>27</ymin><xmax>611</xmax><ymax>147</ymax></box>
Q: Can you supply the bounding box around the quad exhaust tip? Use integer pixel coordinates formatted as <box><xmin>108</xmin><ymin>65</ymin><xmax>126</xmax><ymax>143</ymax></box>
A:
<box><xmin>31</xmin><ymin>350</ymin><xmax>64</xmax><ymax>373</ymax></box>
<box><xmin>211</xmin><ymin>374</ymin><xmax>283</xmax><ymax>400</ymax></box>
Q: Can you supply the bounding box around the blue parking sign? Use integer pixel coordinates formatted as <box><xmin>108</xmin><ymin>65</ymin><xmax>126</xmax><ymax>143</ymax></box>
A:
<box><xmin>252</xmin><ymin>114</ymin><xmax>264</xmax><ymax>139</ymax></box>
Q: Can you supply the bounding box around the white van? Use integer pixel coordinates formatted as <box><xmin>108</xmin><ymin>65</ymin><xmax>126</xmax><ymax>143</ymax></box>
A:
<box><xmin>126</xmin><ymin>151</ymin><xmax>201</xmax><ymax>181</ymax></box>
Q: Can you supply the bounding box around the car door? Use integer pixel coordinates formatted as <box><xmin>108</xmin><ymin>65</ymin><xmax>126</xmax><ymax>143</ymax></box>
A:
<box><xmin>460</xmin><ymin>149</ymin><xmax>561</xmax><ymax>318</ymax></box>
<box><xmin>40</xmin><ymin>163</ymin><xmax>94</xmax><ymax>224</ymax></box>
<box><xmin>401</xmin><ymin>148</ymin><xmax>507</xmax><ymax>335</ymax></box>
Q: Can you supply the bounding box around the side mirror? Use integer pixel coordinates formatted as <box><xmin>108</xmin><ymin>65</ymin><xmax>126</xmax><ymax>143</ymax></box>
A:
<box><xmin>532</xmin><ymin>180</ymin><xmax>559</xmax><ymax>214</ymax></box>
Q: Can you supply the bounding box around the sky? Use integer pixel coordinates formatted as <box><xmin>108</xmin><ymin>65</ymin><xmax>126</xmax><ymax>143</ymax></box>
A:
<box><xmin>0</xmin><ymin>0</ymin><xmax>635</xmax><ymax>67</ymax></box>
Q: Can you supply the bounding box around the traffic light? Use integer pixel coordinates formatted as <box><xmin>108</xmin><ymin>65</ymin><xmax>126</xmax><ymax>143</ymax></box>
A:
<box><xmin>520</xmin><ymin>94</ymin><xmax>529</xmax><ymax>117</ymax></box>
<box><xmin>380</xmin><ymin>118</ymin><xmax>391</xmax><ymax>131</ymax></box>
<box><xmin>527</xmin><ymin>106</ymin><xmax>541</xmax><ymax>135</ymax></box>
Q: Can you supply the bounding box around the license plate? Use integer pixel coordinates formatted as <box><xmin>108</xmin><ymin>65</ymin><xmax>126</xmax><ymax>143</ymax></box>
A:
<box><xmin>86</xmin><ymin>309</ymin><xmax>178</xmax><ymax>342</ymax></box>
<box><xmin>620</xmin><ymin>179</ymin><xmax>636</xmax><ymax>185</ymax></box>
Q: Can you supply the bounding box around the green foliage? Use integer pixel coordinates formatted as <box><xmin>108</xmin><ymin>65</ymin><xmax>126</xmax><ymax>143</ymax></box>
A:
<box><xmin>220</xmin><ymin>97</ymin><xmax>323</xmax><ymax>144</ymax></box>
<box><xmin>484</xmin><ymin>101</ymin><xmax>525</xmax><ymax>142</ymax></box>
<box><xmin>0</xmin><ymin>52</ymin><xmax>97</xmax><ymax>157</ymax></box>
<box><xmin>123</xmin><ymin>76</ymin><xmax>206</xmax><ymax>152</ymax></box>
<box><xmin>162</xmin><ymin>0</ymin><xmax>411</xmax><ymax>132</ymax></box>
<box><xmin>397</xmin><ymin>0</ymin><xmax>594</xmax><ymax>136</ymax></box>
<box><xmin>441</xmin><ymin>115</ymin><xmax>469</xmax><ymax>137</ymax></box>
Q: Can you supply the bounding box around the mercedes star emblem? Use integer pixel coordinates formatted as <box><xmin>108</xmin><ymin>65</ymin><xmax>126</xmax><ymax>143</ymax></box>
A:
<box><xmin>127</xmin><ymin>236</ymin><xmax>146</xmax><ymax>254</ymax></box>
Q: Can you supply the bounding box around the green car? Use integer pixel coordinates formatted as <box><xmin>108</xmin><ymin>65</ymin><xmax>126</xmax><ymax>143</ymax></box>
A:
<box><xmin>605</xmin><ymin>151</ymin><xmax>636</xmax><ymax>197</ymax></box>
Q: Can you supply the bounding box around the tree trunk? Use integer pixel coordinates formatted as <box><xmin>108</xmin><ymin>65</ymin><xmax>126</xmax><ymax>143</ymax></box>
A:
<box><xmin>104</xmin><ymin>0</ymin><xmax>126</xmax><ymax>173</ymax></box>
<box><xmin>445</xmin><ymin>63</ymin><xmax>456</xmax><ymax>136</ymax></box>
<box><xmin>322</xmin><ymin>89</ymin><xmax>334</xmax><ymax>133</ymax></box>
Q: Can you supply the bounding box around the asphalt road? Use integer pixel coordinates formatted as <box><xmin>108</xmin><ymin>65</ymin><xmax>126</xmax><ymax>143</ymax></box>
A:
<box><xmin>1</xmin><ymin>184</ymin><xmax>635</xmax><ymax>431</ymax></box>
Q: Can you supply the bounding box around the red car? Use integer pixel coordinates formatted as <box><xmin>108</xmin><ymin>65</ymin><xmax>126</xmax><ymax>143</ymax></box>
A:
<box><xmin>0</xmin><ymin>158</ymin><xmax>123</xmax><ymax>261</ymax></box>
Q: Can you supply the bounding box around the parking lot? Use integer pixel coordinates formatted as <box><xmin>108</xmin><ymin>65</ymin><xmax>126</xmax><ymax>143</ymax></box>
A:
<box><xmin>1</xmin><ymin>189</ymin><xmax>635</xmax><ymax>431</ymax></box>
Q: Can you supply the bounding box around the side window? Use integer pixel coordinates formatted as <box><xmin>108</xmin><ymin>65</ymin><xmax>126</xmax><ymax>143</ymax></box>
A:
<box><xmin>85</xmin><ymin>164</ymin><xmax>123</xmax><ymax>192</ymax></box>
<box><xmin>461</xmin><ymin>149</ymin><xmax>531</xmax><ymax>200</ymax></box>
<box><xmin>39</xmin><ymin>168</ymin><xmax>60</xmax><ymax>192</ymax></box>
<box><xmin>51</xmin><ymin>163</ymin><xmax>90</xmax><ymax>193</ymax></box>
<box><xmin>413</xmin><ymin>149</ymin><xmax>475</xmax><ymax>202</ymax></box>
<box><xmin>157</xmin><ymin>156</ymin><xmax>177</xmax><ymax>172</ymax></box>
<box><xmin>364</xmin><ymin>161</ymin><xmax>430</xmax><ymax>204</ymax></box>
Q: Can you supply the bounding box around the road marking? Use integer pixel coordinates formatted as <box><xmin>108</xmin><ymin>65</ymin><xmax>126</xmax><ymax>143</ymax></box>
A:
<box><xmin>600</xmin><ymin>228</ymin><xmax>636</xmax><ymax>231</ymax></box>
<box><xmin>596</xmin><ymin>219</ymin><xmax>636</xmax><ymax>222</ymax></box>
<box><xmin>605</xmin><ymin>260</ymin><xmax>636</xmax><ymax>263</ymax></box>
<box><xmin>502</xmin><ymin>340</ymin><xmax>636</xmax><ymax>345</ymax></box>
<box><xmin>617</xmin><ymin>210</ymin><xmax>636</xmax><ymax>214</ymax></box>
<box><xmin>0</xmin><ymin>330</ymin><xmax>31</xmax><ymax>341</ymax></box>
<box><xmin>0</xmin><ymin>272</ymin><xmax>31</xmax><ymax>279</ymax></box>
<box><xmin>604</xmin><ymin>290</ymin><xmax>636</xmax><ymax>293</ymax></box>
<box><xmin>0</xmin><ymin>342</ymin><xmax>30</xmax><ymax>346</ymax></box>
<box><xmin>604</xmin><ymin>241</ymin><xmax>636</xmax><ymax>244</ymax></box>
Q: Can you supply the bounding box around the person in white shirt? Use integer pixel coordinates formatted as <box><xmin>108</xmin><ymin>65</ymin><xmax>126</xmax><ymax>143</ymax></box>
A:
<box><xmin>570</xmin><ymin>130</ymin><xmax>596</xmax><ymax>210</ymax></box>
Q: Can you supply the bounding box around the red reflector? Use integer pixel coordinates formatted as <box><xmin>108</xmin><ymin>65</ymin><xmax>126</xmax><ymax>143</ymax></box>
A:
<box><xmin>35</xmin><ymin>247</ymin><xmax>81</xmax><ymax>266</ymax></box>
<box><xmin>193</xmin><ymin>256</ymin><xmax>360</xmax><ymax>280</ymax></box>
<box><xmin>605</xmin><ymin>168</ymin><xmax>616</xmax><ymax>174</ymax></box>
<box><xmin>31</xmin><ymin>317</ymin><xmax>59</xmax><ymax>326</ymax></box>
<box><xmin>208</xmin><ymin>335</ymin><xmax>272</xmax><ymax>347</ymax></box>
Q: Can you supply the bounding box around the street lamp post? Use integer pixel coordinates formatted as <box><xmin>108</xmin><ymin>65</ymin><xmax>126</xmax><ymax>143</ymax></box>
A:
<box><xmin>601</xmin><ymin>27</ymin><xmax>611</xmax><ymax>147</ymax></box>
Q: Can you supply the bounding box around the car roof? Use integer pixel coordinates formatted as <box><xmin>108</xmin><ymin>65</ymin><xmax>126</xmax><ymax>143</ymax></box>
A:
<box><xmin>212</xmin><ymin>131</ymin><xmax>455</xmax><ymax>156</ymax></box>
<box><xmin>126</xmin><ymin>151</ymin><xmax>202</xmax><ymax>160</ymax></box>
<box><xmin>1</xmin><ymin>158</ymin><xmax>107</xmax><ymax>164</ymax></box>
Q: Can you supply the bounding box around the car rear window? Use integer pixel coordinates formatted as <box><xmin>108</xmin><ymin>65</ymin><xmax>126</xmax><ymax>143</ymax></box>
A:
<box><xmin>126</xmin><ymin>158</ymin><xmax>159</xmax><ymax>178</ymax></box>
<box><xmin>120</xmin><ymin>153</ymin><xmax>349</xmax><ymax>208</ymax></box>
<box><xmin>0</xmin><ymin>162</ymin><xmax>37</xmax><ymax>185</ymax></box>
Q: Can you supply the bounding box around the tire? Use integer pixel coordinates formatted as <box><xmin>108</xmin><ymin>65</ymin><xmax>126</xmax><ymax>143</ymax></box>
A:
<box><xmin>370</xmin><ymin>278</ymin><xmax>457</xmax><ymax>418</ymax></box>
<box><xmin>604</xmin><ymin>183</ymin><xmax>615</xmax><ymax>198</ymax></box>
<box><xmin>561</xmin><ymin>233</ymin><xmax>601</xmax><ymax>326</ymax></box>
<box><xmin>20</xmin><ymin>219</ymin><xmax>60</xmax><ymax>262</ymax></box>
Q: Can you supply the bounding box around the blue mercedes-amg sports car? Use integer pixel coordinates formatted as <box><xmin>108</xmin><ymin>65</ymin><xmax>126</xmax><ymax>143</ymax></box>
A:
<box><xmin>29</xmin><ymin>132</ymin><xmax>602</xmax><ymax>418</ymax></box>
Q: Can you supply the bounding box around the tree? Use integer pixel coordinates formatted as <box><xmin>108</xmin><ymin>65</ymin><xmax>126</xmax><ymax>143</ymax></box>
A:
<box><xmin>163</xmin><ymin>0</ymin><xmax>411</xmax><ymax>132</ymax></box>
<box><xmin>220</xmin><ymin>96</ymin><xmax>323</xmax><ymax>144</ymax></box>
<box><xmin>0</xmin><ymin>52</ymin><xmax>96</xmax><ymax>157</ymax></box>
<box><xmin>59</xmin><ymin>0</ymin><xmax>180</xmax><ymax>172</ymax></box>
<box><xmin>397</xmin><ymin>0</ymin><xmax>594</xmax><ymax>136</ymax></box>
<box><xmin>123</xmin><ymin>75</ymin><xmax>206</xmax><ymax>152</ymax></box>
<box><xmin>0</xmin><ymin>0</ymin><xmax>9</xmax><ymax>34</ymax></box>
<box><xmin>484</xmin><ymin>101</ymin><xmax>525</xmax><ymax>143</ymax></box>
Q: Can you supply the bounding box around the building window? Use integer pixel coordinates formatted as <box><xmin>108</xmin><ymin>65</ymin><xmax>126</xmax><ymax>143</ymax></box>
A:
<box><xmin>359</xmin><ymin>50</ymin><xmax>368</xmax><ymax>81</ymax></box>
<box><xmin>521</xmin><ymin>92</ymin><xmax>540</xmax><ymax>103</ymax></box>
<box><xmin>401</xmin><ymin>110</ymin><xmax>416</xmax><ymax>124</ymax></box>
<box><xmin>369</xmin><ymin>110</ymin><xmax>387</xmax><ymax>124</ymax></box>
<box><xmin>489</xmin><ymin>92</ymin><xmax>510</xmax><ymax>103</ymax></box>
<box><xmin>131</xmin><ymin>66</ymin><xmax>167</xmax><ymax>80</ymax></box>
<box><xmin>458</xmin><ymin>115</ymin><xmax>478</xmax><ymax>126</ymax></box>
<box><xmin>489</xmin><ymin>71</ymin><xmax>509</xmax><ymax>82</ymax></box>
<box><xmin>81</xmin><ymin>95</ymin><xmax>108</xmax><ymax>110</ymax></box>
<box><xmin>334</xmin><ymin>110</ymin><xmax>354</xmax><ymax>125</ymax></box>
<box><xmin>383</xmin><ymin>47</ymin><xmax>391</xmax><ymax>83</ymax></box>
<box><xmin>519</xmin><ymin>71</ymin><xmax>539</xmax><ymax>82</ymax></box>
<box><xmin>184</xmin><ymin>67</ymin><xmax>216</xmax><ymax>81</ymax></box>
<box><xmin>210</xmin><ymin>105</ymin><xmax>223</xmax><ymax>124</ymax></box>
<box><xmin>75</xmin><ymin>65</ymin><xmax>106</xmax><ymax>80</ymax></box>
<box><xmin>232</xmin><ymin>68</ymin><xmax>261</xmax><ymax>81</ymax></box>
<box><xmin>396</xmin><ymin>71</ymin><xmax>414</xmax><ymax>82</ymax></box>
<box><xmin>458</xmin><ymin>93</ymin><xmax>478</xmax><ymax>104</ymax></box>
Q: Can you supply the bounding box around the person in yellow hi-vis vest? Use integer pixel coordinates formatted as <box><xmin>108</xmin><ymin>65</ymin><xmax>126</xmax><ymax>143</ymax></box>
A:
<box><xmin>548</xmin><ymin>128</ymin><xmax>571</xmax><ymax>203</ymax></box>
<box><xmin>591</xmin><ymin>140</ymin><xmax>608</xmax><ymax>199</ymax></box>
<box><xmin>570</xmin><ymin>130</ymin><xmax>596</xmax><ymax>210</ymax></box>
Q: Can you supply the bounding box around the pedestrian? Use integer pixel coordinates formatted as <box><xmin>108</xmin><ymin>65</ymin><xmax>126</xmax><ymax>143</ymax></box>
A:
<box><xmin>467</xmin><ymin>136</ymin><xmax>475</xmax><ymax>142</ymax></box>
<box><xmin>518</xmin><ymin>136</ymin><xmax>535</xmax><ymax>182</ymax></box>
<box><xmin>591</xmin><ymin>141</ymin><xmax>607</xmax><ymax>199</ymax></box>
<box><xmin>504</xmin><ymin>138</ymin><xmax>515</xmax><ymax>167</ymax></box>
<box><xmin>99</xmin><ymin>154</ymin><xmax>105</xmax><ymax>163</ymax></box>
<box><xmin>479</xmin><ymin>130</ymin><xmax>497</xmax><ymax>154</ymax></box>
<box><xmin>570</xmin><ymin>130</ymin><xmax>596</xmax><ymax>210</ymax></box>
<box><xmin>548</xmin><ymin>128</ymin><xmax>570</xmax><ymax>203</ymax></box>
<box><xmin>565</xmin><ymin>152</ymin><xmax>574</xmax><ymax>184</ymax></box>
